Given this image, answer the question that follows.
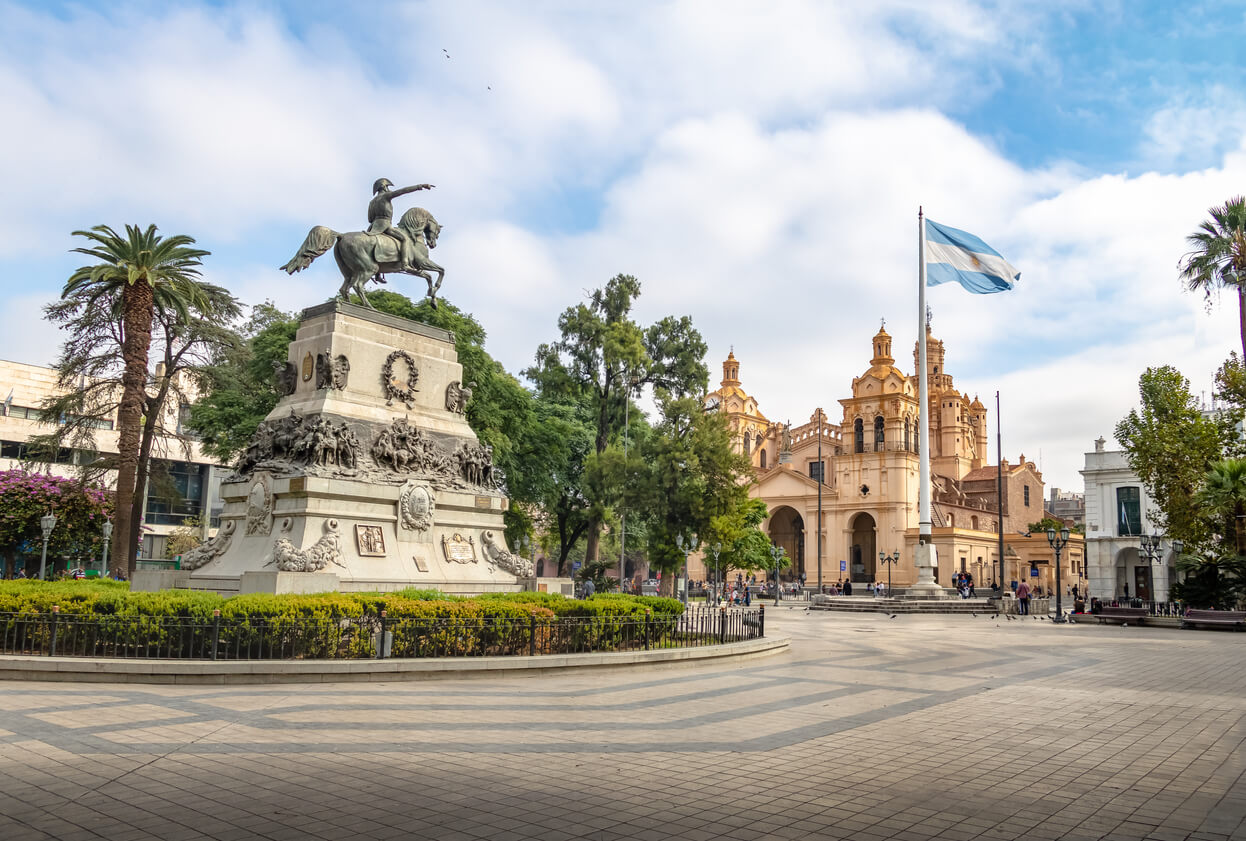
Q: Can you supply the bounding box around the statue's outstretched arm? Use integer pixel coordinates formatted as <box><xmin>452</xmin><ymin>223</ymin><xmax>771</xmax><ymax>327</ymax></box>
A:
<box><xmin>388</xmin><ymin>184</ymin><xmax>435</xmax><ymax>199</ymax></box>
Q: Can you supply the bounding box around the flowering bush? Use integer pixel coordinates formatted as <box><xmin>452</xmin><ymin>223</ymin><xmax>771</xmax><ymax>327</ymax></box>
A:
<box><xmin>0</xmin><ymin>470</ymin><xmax>114</xmax><ymax>577</ymax></box>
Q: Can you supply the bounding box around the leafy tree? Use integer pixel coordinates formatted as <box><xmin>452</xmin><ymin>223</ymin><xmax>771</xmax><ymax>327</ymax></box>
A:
<box><xmin>1172</xmin><ymin>459</ymin><xmax>1246</xmax><ymax>608</ymax></box>
<box><xmin>621</xmin><ymin>393</ymin><xmax>752</xmax><ymax>595</ymax></box>
<box><xmin>1115</xmin><ymin>366</ymin><xmax>1233</xmax><ymax>549</ymax></box>
<box><xmin>59</xmin><ymin>225</ymin><xmax>222</xmax><ymax>575</ymax></box>
<box><xmin>0</xmin><ymin>470</ymin><xmax>114</xmax><ymax>578</ymax></box>
<box><xmin>1180</xmin><ymin>196</ymin><xmax>1246</xmax><ymax>359</ymax></box>
<box><xmin>708</xmin><ymin>497</ymin><xmax>775</xmax><ymax>579</ymax></box>
<box><xmin>520</xmin><ymin>397</ymin><xmax>598</xmax><ymax>576</ymax></box>
<box><xmin>189</xmin><ymin>302</ymin><xmax>298</xmax><ymax>464</ymax></box>
<box><xmin>165</xmin><ymin>516</ymin><xmax>204</xmax><ymax>559</ymax></box>
<box><xmin>1027</xmin><ymin>517</ymin><xmax>1085</xmax><ymax>536</ymax></box>
<box><xmin>526</xmin><ymin>275</ymin><xmax>708</xmax><ymax>565</ymax></box>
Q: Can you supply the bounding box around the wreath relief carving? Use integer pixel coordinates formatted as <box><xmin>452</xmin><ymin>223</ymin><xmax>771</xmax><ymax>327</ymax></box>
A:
<box><xmin>382</xmin><ymin>349</ymin><xmax>419</xmax><ymax>409</ymax></box>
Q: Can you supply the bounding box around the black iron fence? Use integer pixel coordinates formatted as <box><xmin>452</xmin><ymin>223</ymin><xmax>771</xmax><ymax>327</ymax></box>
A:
<box><xmin>1089</xmin><ymin>599</ymin><xmax>1186</xmax><ymax>617</ymax></box>
<box><xmin>0</xmin><ymin>606</ymin><xmax>764</xmax><ymax>661</ymax></box>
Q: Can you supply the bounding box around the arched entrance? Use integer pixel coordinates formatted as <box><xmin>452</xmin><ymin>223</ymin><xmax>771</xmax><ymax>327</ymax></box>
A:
<box><xmin>768</xmin><ymin>506</ymin><xmax>804</xmax><ymax>582</ymax></box>
<box><xmin>1114</xmin><ymin>546</ymin><xmax>1149</xmax><ymax>600</ymax></box>
<box><xmin>849</xmin><ymin>512</ymin><xmax>877</xmax><ymax>583</ymax></box>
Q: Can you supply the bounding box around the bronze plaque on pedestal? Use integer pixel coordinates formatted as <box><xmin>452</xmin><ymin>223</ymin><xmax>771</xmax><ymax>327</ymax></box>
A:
<box><xmin>355</xmin><ymin>524</ymin><xmax>386</xmax><ymax>557</ymax></box>
<box><xmin>441</xmin><ymin>532</ymin><xmax>476</xmax><ymax>564</ymax></box>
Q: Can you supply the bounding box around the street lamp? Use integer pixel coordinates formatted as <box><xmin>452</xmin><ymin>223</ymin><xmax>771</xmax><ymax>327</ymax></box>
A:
<box><xmin>1046</xmin><ymin>526</ymin><xmax>1070</xmax><ymax>623</ymax></box>
<box><xmin>878</xmin><ymin>550</ymin><xmax>899</xmax><ymax>596</ymax></box>
<box><xmin>38</xmin><ymin>512</ymin><xmax>57</xmax><ymax>580</ymax></box>
<box><xmin>100</xmin><ymin>519</ymin><xmax>113</xmax><ymax>577</ymax></box>
<box><xmin>769</xmin><ymin>543</ymin><xmax>784</xmax><ymax>606</ymax></box>
<box><xmin>707</xmin><ymin>542</ymin><xmax>722</xmax><ymax>605</ymax></box>
<box><xmin>675</xmin><ymin>533</ymin><xmax>697</xmax><ymax>606</ymax></box>
<box><xmin>1139</xmin><ymin>532</ymin><xmax>1182</xmax><ymax>603</ymax></box>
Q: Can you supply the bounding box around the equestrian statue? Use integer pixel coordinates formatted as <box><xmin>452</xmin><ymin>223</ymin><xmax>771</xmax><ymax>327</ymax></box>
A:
<box><xmin>280</xmin><ymin>179</ymin><xmax>447</xmax><ymax>309</ymax></box>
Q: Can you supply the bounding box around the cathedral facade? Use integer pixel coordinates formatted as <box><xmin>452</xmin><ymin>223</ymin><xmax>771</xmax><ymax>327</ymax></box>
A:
<box><xmin>697</xmin><ymin>325</ymin><xmax>1083</xmax><ymax>593</ymax></box>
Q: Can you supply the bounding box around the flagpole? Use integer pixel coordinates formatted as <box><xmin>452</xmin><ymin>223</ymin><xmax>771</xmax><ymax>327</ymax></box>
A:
<box><xmin>913</xmin><ymin>207</ymin><xmax>940</xmax><ymax>594</ymax></box>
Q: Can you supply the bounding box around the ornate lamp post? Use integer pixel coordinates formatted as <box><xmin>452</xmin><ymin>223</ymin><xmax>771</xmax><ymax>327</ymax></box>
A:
<box><xmin>1139</xmin><ymin>532</ymin><xmax>1182</xmax><ymax>603</ymax></box>
<box><xmin>1046</xmin><ymin>526</ymin><xmax>1070</xmax><ymax>623</ymax></box>
<box><xmin>707</xmin><ymin>542</ymin><xmax>722</xmax><ymax>605</ymax></box>
<box><xmin>675</xmin><ymin>533</ymin><xmax>697</xmax><ymax>606</ymax></box>
<box><xmin>38</xmin><ymin>512</ymin><xmax>58</xmax><ymax>580</ymax></box>
<box><xmin>769</xmin><ymin>543</ymin><xmax>784</xmax><ymax>606</ymax></box>
<box><xmin>100</xmin><ymin>519</ymin><xmax>113</xmax><ymax>577</ymax></box>
<box><xmin>878</xmin><ymin>550</ymin><xmax>900</xmax><ymax>596</ymax></box>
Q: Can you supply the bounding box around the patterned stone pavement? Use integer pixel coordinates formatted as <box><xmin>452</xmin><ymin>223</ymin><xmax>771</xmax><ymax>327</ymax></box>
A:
<box><xmin>1</xmin><ymin>611</ymin><xmax>1244</xmax><ymax>841</ymax></box>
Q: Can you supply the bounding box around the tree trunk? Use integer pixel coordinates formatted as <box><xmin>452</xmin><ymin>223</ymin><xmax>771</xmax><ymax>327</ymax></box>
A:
<box><xmin>1239</xmin><ymin>285</ymin><xmax>1246</xmax><ymax>362</ymax></box>
<box><xmin>126</xmin><ymin>388</ymin><xmax>168</xmax><ymax>568</ymax></box>
<box><xmin>113</xmin><ymin>280</ymin><xmax>155</xmax><ymax>579</ymax></box>
<box><xmin>584</xmin><ymin>517</ymin><xmax>602</xmax><ymax>565</ymax></box>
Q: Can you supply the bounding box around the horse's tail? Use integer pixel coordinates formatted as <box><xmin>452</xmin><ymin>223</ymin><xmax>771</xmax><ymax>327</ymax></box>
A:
<box><xmin>280</xmin><ymin>225</ymin><xmax>339</xmax><ymax>274</ymax></box>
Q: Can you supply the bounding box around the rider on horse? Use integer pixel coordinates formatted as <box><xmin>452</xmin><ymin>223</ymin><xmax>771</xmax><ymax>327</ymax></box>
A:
<box><xmin>368</xmin><ymin>178</ymin><xmax>434</xmax><ymax>272</ymax></box>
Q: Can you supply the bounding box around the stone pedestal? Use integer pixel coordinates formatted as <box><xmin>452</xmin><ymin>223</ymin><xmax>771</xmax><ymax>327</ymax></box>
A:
<box><xmin>131</xmin><ymin>570</ymin><xmax>192</xmax><ymax>593</ymax></box>
<box><xmin>185</xmin><ymin>301</ymin><xmax>532</xmax><ymax>595</ymax></box>
<box><xmin>904</xmin><ymin>542</ymin><xmax>945</xmax><ymax>599</ymax></box>
<box><xmin>239</xmin><ymin>571</ymin><xmax>341</xmax><ymax>595</ymax></box>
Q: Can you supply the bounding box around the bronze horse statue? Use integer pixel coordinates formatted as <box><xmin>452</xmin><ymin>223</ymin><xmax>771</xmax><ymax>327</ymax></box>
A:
<box><xmin>280</xmin><ymin>207</ymin><xmax>445</xmax><ymax>309</ymax></box>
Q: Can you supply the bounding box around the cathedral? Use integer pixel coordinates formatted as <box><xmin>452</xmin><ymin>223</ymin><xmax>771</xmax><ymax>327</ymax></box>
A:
<box><xmin>698</xmin><ymin>323</ymin><xmax>1082</xmax><ymax>592</ymax></box>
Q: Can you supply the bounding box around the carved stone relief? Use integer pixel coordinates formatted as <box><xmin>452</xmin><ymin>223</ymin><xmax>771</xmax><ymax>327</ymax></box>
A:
<box><xmin>245</xmin><ymin>474</ymin><xmax>273</xmax><ymax>536</ymax></box>
<box><xmin>273</xmin><ymin>361</ymin><xmax>298</xmax><ymax>396</ymax></box>
<box><xmin>453</xmin><ymin>441</ymin><xmax>496</xmax><ymax>488</ymax></box>
<box><xmin>270</xmin><ymin>518</ymin><xmax>344</xmax><ymax>572</ymax></box>
<box><xmin>316</xmin><ymin>350</ymin><xmax>350</xmax><ymax>390</ymax></box>
<box><xmin>355</xmin><ymin>524</ymin><xmax>386</xmax><ymax>557</ymax></box>
<box><xmin>236</xmin><ymin>410</ymin><xmax>362</xmax><ymax>475</ymax></box>
<box><xmin>382</xmin><ymin>349</ymin><xmax>419</xmax><ymax>408</ymax></box>
<box><xmin>179</xmin><ymin>520</ymin><xmax>236</xmax><ymax>571</ymax></box>
<box><xmin>444</xmin><ymin>380</ymin><xmax>474</xmax><ymax>414</ymax></box>
<box><xmin>480</xmin><ymin>529</ymin><xmax>534</xmax><ymax>578</ymax></box>
<box><xmin>441</xmin><ymin>532</ymin><xmax>476</xmax><ymax>564</ymax></box>
<box><xmin>371</xmin><ymin>418</ymin><xmax>450</xmax><ymax>475</ymax></box>
<box><xmin>301</xmin><ymin>352</ymin><xmax>314</xmax><ymax>382</ymax></box>
<box><xmin>398</xmin><ymin>480</ymin><xmax>435</xmax><ymax>532</ymax></box>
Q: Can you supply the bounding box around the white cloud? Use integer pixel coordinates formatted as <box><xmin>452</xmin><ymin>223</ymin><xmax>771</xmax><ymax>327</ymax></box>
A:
<box><xmin>0</xmin><ymin>0</ymin><xmax>1242</xmax><ymax>498</ymax></box>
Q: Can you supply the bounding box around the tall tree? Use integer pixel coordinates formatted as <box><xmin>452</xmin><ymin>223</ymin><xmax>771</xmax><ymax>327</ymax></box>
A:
<box><xmin>1180</xmin><ymin>196</ymin><xmax>1246</xmax><ymax>359</ymax></box>
<box><xmin>1174</xmin><ymin>458</ymin><xmax>1246</xmax><ymax>609</ymax></box>
<box><xmin>38</xmin><ymin>279</ymin><xmax>241</xmax><ymax>569</ymax></box>
<box><xmin>1115</xmin><ymin>366</ymin><xmax>1233</xmax><ymax>549</ymax></box>
<box><xmin>62</xmin><ymin>225</ymin><xmax>210</xmax><ymax>575</ymax></box>
<box><xmin>189</xmin><ymin>302</ymin><xmax>299</xmax><ymax>464</ymax></box>
<box><xmin>526</xmin><ymin>275</ymin><xmax>708</xmax><ymax>565</ymax></box>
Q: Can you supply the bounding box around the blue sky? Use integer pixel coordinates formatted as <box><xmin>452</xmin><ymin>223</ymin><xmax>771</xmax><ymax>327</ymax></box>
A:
<box><xmin>2</xmin><ymin>0</ymin><xmax>1245</xmax><ymax>493</ymax></box>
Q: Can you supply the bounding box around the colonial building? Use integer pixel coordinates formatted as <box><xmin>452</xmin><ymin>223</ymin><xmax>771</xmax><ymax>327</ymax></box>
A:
<box><xmin>1081</xmin><ymin>437</ymin><xmax>1177</xmax><ymax>601</ymax></box>
<box><xmin>0</xmin><ymin>358</ymin><xmax>225</xmax><ymax>568</ymax></box>
<box><xmin>694</xmin><ymin>324</ymin><xmax>1082</xmax><ymax>593</ymax></box>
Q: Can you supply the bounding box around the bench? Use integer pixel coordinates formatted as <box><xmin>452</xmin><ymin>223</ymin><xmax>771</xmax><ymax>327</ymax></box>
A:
<box><xmin>1181</xmin><ymin>609</ymin><xmax>1246</xmax><ymax>630</ymax></box>
<box><xmin>1095</xmin><ymin>606</ymin><xmax>1148</xmax><ymax>625</ymax></box>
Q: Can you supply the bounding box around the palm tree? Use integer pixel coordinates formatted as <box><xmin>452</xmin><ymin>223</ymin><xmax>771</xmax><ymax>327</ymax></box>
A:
<box><xmin>1198</xmin><ymin>458</ymin><xmax>1246</xmax><ymax>556</ymax></box>
<box><xmin>1179</xmin><ymin>196</ymin><xmax>1246</xmax><ymax>360</ymax></box>
<box><xmin>65</xmin><ymin>225</ymin><xmax>209</xmax><ymax>577</ymax></box>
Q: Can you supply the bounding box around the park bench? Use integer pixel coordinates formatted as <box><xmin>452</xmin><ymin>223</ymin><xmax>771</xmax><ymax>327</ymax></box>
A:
<box><xmin>1181</xmin><ymin>609</ymin><xmax>1246</xmax><ymax>630</ymax></box>
<box><xmin>1095</xmin><ymin>606</ymin><xmax>1148</xmax><ymax>625</ymax></box>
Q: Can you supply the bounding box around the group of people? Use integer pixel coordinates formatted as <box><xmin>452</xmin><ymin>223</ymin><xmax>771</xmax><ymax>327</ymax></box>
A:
<box><xmin>954</xmin><ymin>572</ymin><xmax>976</xmax><ymax>599</ymax></box>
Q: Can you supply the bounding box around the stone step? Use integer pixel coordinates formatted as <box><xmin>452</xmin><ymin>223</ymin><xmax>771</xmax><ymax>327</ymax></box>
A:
<box><xmin>808</xmin><ymin>597</ymin><xmax>997</xmax><ymax>615</ymax></box>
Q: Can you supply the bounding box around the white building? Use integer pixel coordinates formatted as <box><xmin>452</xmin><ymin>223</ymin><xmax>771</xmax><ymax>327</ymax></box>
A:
<box><xmin>1081</xmin><ymin>436</ymin><xmax>1179</xmax><ymax>602</ymax></box>
<box><xmin>0</xmin><ymin>359</ymin><xmax>225</xmax><ymax>569</ymax></box>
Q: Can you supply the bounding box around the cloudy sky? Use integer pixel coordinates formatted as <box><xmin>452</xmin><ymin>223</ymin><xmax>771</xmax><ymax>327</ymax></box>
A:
<box><xmin>2</xmin><ymin>0</ymin><xmax>1244</xmax><ymax>494</ymax></box>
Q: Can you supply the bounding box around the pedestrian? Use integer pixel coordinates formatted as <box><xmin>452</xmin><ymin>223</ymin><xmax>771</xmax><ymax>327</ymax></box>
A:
<box><xmin>582</xmin><ymin>578</ymin><xmax>596</xmax><ymax>599</ymax></box>
<box><xmin>843</xmin><ymin>579</ymin><xmax>853</xmax><ymax>596</ymax></box>
<box><xmin>1016</xmin><ymin>579</ymin><xmax>1031</xmax><ymax>615</ymax></box>
<box><xmin>744</xmin><ymin>586</ymin><xmax>751</xmax><ymax>607</ymax></box>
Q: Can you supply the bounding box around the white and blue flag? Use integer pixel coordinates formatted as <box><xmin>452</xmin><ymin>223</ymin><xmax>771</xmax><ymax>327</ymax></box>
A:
<box><xmin>925</xmin><ymin>219</ymin><xmax>1020</xmax><ymax>294</ymax></box>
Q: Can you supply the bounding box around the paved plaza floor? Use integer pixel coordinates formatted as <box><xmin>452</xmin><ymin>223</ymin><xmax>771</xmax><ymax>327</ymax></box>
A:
<box><xmin>1</xmin><ymin>610</ymin><xmax>1244</xmax><ymax>841</ymax></box>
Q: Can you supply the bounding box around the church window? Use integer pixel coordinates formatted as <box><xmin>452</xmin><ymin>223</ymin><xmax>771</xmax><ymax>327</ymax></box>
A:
<box><xmin>854</xmin><ymin>418</ymin><xmax>864</xmax><ymax>453</ymax></box>
<box><xmin>874</xmin><ymin>416</ymin><xmax>884</xmax><ymax>451</ymax></box>
<box><xmin>760</xmin><ymin>449</ymin><xmax>767</xmax><ymax>469</ymax></box>
<box><xmin>947</xmin><ymin>513</ymin><xmax>954</xmax><ymax>527</ymax></box>
<box><xmin>971</xmin><ymin>516</ymin><xmax>978</xmax><ymax>530</ymax></box>
<box><xmin>742</xmin><ymin>432</ymin><xmax>751</xmax><ymax>454</ymax></box>
<box><xmin>904</xmin><ymin>419</ymin><xmax>911</xmax><ymax>452</ymax></box>
<box><xmin>809</xmin><ymin>461</ymin><xmax>824</xmax><ymax>482</ymax></box>
<box><xmin>1023</xmin><ymin>485</ymin><xmax>1031</xmax><ymax>507</ymax></box>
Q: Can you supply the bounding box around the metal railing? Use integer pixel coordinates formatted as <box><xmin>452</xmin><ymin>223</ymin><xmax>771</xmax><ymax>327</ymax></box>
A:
<box><xmin>0</xmin><ymin>606</ymin><xmax>764</xmax><ymax>661</ymax></box>
<box><xmin>1089</xmin><ymin>599</ymin><xmax>1186</xmax><ymax>617</ymax></box>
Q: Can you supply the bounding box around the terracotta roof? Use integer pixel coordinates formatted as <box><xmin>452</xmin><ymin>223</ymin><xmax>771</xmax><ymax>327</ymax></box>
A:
<box><xmin>961</xmin><ymin>466</ymin><xmax>1001</xmax><ymax>482</ymax></box>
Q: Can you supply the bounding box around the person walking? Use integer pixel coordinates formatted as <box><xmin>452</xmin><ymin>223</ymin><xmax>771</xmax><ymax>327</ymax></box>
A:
<box><xmin>1016</xmin><ymin>579</ymin><xmax>1031</xmax><ymax>616</ymax></box>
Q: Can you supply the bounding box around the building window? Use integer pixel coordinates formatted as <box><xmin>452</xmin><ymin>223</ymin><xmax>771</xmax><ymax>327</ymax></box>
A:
<box><xmin>904</xmin><ymin>419</ymin><xmax>911</xmax><ymax>452</ymax></box>
<box><xmin>971</xmin><ymin>516</ymin><xmax>978</xmax><ymax>530</ymax></box>
<box><xmin>144</xmin><ymin>460</ymin><xmax>208</xmax><ymax>527</ymax></box>
<box><xmin>742</xmin><ymin>431</ymin><xmax>750</xmax><ymax>454</ymax></box>
<box><xmin>1024</xmin><ymin>485</ymin><xmax>1030</xmax><ymax>507</ymax></box>
<box><xmin>809</xmin><ymin>461</ymin><xmax>824</xmax><ymax>483</ymax></box>
<box><xmin>1117</xmin><ymin>486</ymin><xmax>1142</xmax><ymax>536</ymax></box>
<box><xmin>874</xmin><ymin>416</ymin><xmax>884</xmax><ymax>451</ymax></box>
<box><xmin>760</xmin><ymin>449</ymin><xmax>767</xmax><ymax>469</ymax></box>
<box><xmin>854</xmin><ymin>418</ymin><xmax>864</xmax><ymax>453</ymax></box>
<box><xmin>947</xmin><ymin>513</ymin><xmax>954</xmax><ymax>527</ymax></box>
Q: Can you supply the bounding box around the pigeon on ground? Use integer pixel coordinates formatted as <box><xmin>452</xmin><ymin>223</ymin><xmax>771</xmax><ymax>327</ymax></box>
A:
<box><xmin>889</xmin><ymin>614</ymin><xmax>898</xmax><ymax>619</ymax></box>
<box><xmin>971</xmin><ymin>613</ymin><xmax>978</xmax><ymax>618</ymax></box>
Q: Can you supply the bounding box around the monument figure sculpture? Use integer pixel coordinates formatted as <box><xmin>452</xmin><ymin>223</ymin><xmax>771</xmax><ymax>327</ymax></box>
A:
<box><xmin>280</xmin><ymin>179</ymin><xmax>446</xmax><ymax>309</ymax></box>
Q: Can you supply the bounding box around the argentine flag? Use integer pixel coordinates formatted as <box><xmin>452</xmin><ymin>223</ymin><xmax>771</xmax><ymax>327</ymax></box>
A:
<box><xmin>925</xmin><ymin>219</ymin><xmax>1020</xmax><ymax>294</ymax></box>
